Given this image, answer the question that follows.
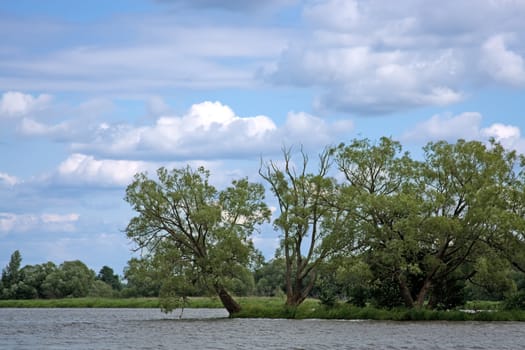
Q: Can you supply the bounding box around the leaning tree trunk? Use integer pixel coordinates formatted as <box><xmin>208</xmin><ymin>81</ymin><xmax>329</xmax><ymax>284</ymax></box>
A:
<box><xmin>397</xmin><ymin>275</ymin><xmax>415</xmax><ymax>308</ymax></box>
<box><xmin>215</xmin><ymin>283</ymin><xmax>241</xmax><ymax>315</ymax></box>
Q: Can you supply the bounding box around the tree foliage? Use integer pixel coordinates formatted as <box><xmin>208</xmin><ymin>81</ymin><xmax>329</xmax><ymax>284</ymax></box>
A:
<box><xmin>260</xmin><ymin>147</ymin><xmax>354</xmax><ymax>307</ymax></box>
<box><xmin>124</xmin><ymin>165</ymin><xmax>270</xmax><ymax>314</ymax></box>
<box><xmin>3</xmin><ymin>137</ymin><xmax>525</xmax><ymax>312</ymax></box>
<box><xmin>1</xmin><ymin>250</ymin><xmax>23</xmax><ymax>299</ymax></box>
<box><xmin>41</xmin><ymin>260</ymin><xmax>95</xmax><ymax>298</ymax></box>
<box><xmin>335</xmin><ymin>137</ymin><xmax>525</xmax><ymax>308</ymax></box>
<box><xmin>97</xmin><ymin>266</ymin><xmax>122</xmax><ymax>291</ymax></box>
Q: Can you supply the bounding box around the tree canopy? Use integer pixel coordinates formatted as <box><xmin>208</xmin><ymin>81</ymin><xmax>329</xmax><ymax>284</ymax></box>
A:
<box><xmin>4</xmin><ymin>137</ymin><xmax>525</xmax><ymax>313</ymax></box>
<box><xmin>124</xmin><ymin>166</ymin><xmax>270</xmax><ymax>314</ymax></box>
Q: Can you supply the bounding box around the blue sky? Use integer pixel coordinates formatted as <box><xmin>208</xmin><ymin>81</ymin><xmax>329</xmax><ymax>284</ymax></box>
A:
<box><xmin>1</xmin><ymin>0</ymin><xmax>525</xmax><ymax>275</ymax></box>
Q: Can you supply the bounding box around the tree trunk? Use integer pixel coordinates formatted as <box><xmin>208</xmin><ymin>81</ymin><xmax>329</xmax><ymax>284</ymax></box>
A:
<box><xmin>398</xmin><ymin>276</ymin><xmax>415</xmax><ymax>308</ymax></box>
<box><xmin>285</xmin><ymin>270</ymin><xmax>316</xmax><ymax>308</ymax></box>
<box><xmin>215</xmin><ymin>283</ymin><xmax>241</xmax><ymax>315</ymax></box>
<box><xmin>285</xmin><ymin>290</ymin><xmax>307</xmax><ymax>307</ymax></box>
<box><xmin>415</xmin><ymin>279</ymin><xmax>432</xmax><ymax>308</ymax></box>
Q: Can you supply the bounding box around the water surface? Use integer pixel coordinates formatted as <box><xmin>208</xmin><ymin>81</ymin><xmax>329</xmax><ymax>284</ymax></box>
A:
<box><xmin>1</xmin><ymin>308</ymin><xmax>523</xmax><ymax>349</ymax></box>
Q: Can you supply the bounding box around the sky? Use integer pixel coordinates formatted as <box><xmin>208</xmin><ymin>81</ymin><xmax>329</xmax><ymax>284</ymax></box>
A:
<box><xmin>1</xmin><ymin>0</ymin><xmax>525</xmax><ymax>275</ymax></box>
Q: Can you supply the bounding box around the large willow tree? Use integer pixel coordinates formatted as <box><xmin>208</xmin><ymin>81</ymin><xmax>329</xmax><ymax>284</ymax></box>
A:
<box><xmin>124</xmin><ymin>166</ymin><xmax>270</xmax><ymax>315</ymax></box>
<box><xmin>336</xmin><ymin>137</ymin><xmax>525</xmax><ymax>308</ymax></box>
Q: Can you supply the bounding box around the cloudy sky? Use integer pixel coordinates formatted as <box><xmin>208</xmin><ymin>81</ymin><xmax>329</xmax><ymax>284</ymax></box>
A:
<box><xmin>1</xmin><ymin>0</ymin><xmax>525</xmax><ymax>274</ymax></box>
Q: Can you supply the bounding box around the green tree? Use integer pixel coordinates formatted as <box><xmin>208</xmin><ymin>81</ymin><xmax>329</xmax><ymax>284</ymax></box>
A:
<box><xmin>467</xmin><ymin>255</ymin><xmax>516</xmax><ymax>300</ymax></box>
<box><xmin>414</xmin><ymin>139</ymin><xmax>524</xmax><ymax>308</ymax></box>
<box><xmin>1</xmin><ymin>250</ymin><xmax>23</xmax><ymax>299</ymax></box>
<box><xmin>260</xmin><ymin>147</ymin><xmax>351</xmax><ymax>307</ymax></box>
<box><xmin>97</xmin><ymin>266</ymin><xmax>122</xmax><ymax>291</ymax></box>
<box><xmin>336</xmin><ymin>138</ymin><xmax>525</xmax><ymax>308</ymax></box>
<box><xmin>17</xmin><ymin>262</ymin><xmax>58</xmax><ymax>299</ymax></box>
<box><xmin>254</xmin><ymin>258</ymin><xmax>286</xmax><ymax>296</ymax></box>
<box><xmin>122</xmin><ymin>257</ymin><xmax>162</xmax><ymax>297</ymax></box>
<box><xmin>41</xmin><ymin>260</ymin><xmax>95</xmax><ymax>298</ymax></box>
<box><xmin>124</xmin><ymin>166</ymin><xmax>270</xmax><ymax>315</ymax></box>
<box><xmin>335</xmin><ymin>137</ymin><xmax>418</xmax><ymax>307</ymax></box>
<box><xmin>89</xmin><ymin>280</ymin><xmax>115</xmax><ymax>297</ymax></box>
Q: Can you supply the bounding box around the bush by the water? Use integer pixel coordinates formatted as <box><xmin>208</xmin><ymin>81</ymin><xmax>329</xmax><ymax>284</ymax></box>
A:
<box><xmin>503</xmin><ymin>291</ymin><xmax>525</xmax><ymax>310</ymax></box>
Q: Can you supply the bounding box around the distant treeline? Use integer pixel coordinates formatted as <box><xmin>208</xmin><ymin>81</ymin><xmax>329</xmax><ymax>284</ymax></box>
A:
<box><xmin>2</xmin><ymin>249</ymin><xmax>525</xmax><ymax>311</ymax></box>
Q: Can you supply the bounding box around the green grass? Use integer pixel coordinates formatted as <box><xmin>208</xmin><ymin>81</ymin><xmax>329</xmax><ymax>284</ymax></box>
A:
<box><xmin>464</xmin><ymin>300</ymin><xmax>502</xmax><ymax>311</ymax></box>
<box><xmin>0</xmin><ymin>297</ymin><xmax>159</xmax><ymax>308</ymax></box>
<box><xmin>233</xmin><ymin>299</ymin><xmax>525</xmax><ymax>321</ymax></box>
<box><xmin>0</xmin><ymin>297</ymin><xmax>224</xmax><ymax>309</ymax></box>
<box><xmin>1</xmin><ymin>297</ymin><xmax>524</xmax><ymax>321</ymax></box>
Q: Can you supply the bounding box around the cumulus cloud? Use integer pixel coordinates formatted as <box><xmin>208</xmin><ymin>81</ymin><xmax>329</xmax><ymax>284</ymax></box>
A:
<box><xmin>53</xmin><ymin>152</ymin><xmax>230</xmax><ymax>188</ymax></box>
<box><xmin>2</xmin><ymin>1</ymin><xmax>525</xmax><ymax>117</ymax></box>
<box><xmin>402</xmin><ymin>112</ymin><xmax>525</xmax><ymax>154</ymax></box>
<box><xmin>266</xmin><ymin>0</ymin><xmax>525</xmax><ymax>115</ymax></box>
<box><xmin>480</xmin><ymin>34</ymin><xmax>525</xmax><ymax>86</ymax></box>
<box><xmin>72</xmin><ymin>101</ymin><xmax>354</xmax><ymax>160</ymax></box>
<box><xmin>402</xmin><ymin>112</ymin><xmax>483</xmax><ymax>142</ymax></box>
<box><xmin>0</xmin><ymin>212</ymin><xmax>79</xmax><ymax>235</ymax></box>
<box><xmin>56</xmin><ymin>154</ymin><xmax>152</xmax><ymax>187</ymax></box>
<box><xmin>0</xmin><ymin>91</ymin><xmax>52</xmax><ymax>118</ymax></box>
<box><xmin>481</xmin><ymin>123</ymin><xmax>525</xmax><ymax>151</ymax></box>
<box><xmin>0</xmin><ymin>172</ymin><xmax>20</xmax><ymax>186</ymax></box>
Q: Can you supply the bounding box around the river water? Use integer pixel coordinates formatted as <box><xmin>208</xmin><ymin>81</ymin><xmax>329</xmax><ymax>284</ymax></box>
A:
<box><xmin>0</xmin><ymin>308</ymin><xmax>523</xmax><ymax>349</ymax></box>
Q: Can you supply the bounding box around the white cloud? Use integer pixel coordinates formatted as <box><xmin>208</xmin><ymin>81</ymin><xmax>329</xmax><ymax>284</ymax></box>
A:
<box><xmin>0</xmin><ymin>172</ymin><xmax>20</xmax><ymax>186</ymax></box>
<box><xmin>0</xmin><ymin>91</ymin><xmax>52</xmax><ymax>118</ymax></box>
<box><xmin>270</xmin><ymin>35</ymin><xmax>466</xmax><ymax>114</ymax></box>
<box><xmin>480</xmin><ymin>34</ymin><xmax>525</xmax><ymax>86</ymax></box>
<box><xmin>0</xmin><ymin>21</ymin><xmax>291</xmax><ymax>92</ymax></box>
<box><xmin>56</xmin><ymin>153</ymin><xmax>152</xmax><ymax>187</ymax></box>
<box><xmin>15</xmin><ymin>97</ymin><xmax>115</xmax><ymax>142</ymax></box>
<box><xmin>481</xmin><ymin>123</ymin><xmax>525</xmax><ymax>152</ymax></box>
<box><xmin>267</xmin><ymin>0</ymin><xmax>525</xmax><ymax>115</ymax></box>
<box><xmin>53</xmin><ymin>152</ymin><xmax>230</xmax><ymax>188</ymax></box>
<box><xmin>41</xmin><ymin>213</ymin><xmax>80</xmax><ymax>224</ymax></box>
<box><xmin>0</xmin><ymin>212</ymin><xmax>79</xmax><ymax>235</ymax></box>
<box><xmin>402</xmin><ymin>112</ymin><xmax>483</xmax><ymax>142</ymax></box>
<box><xmin>282</xmin><ymin>111</ymin><xmax>354</xmax><ymax>146</ymax></box>
<box><xmin>403</xmin><ymin>112</ymin><xmax>525</xmax><ymax>154</ymax></box>
<box><xmin>19</xmin><ymin>118</ymin><xmax>70</xmax><ymax>137</ymax></box>
<box><xmin>303</xmin><ymin>0</ymin><xmax>360</xmax><ymax>31</ymax></box>
<box><xmin>72</xmin><ymin>101</ymin><xmax>353</xmax><ymax>160</ymax></box>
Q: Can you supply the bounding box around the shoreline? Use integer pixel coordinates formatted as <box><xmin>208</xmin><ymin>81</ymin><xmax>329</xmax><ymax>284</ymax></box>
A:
<box><xmin>1</xmin><ymin>297</ymin><xmax>524</xmax><ymax>321</ymax></box>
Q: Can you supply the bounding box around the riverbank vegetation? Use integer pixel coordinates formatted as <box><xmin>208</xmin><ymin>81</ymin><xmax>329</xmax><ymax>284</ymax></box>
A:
<box><xmin>3</xmin><ymin>138</ymin><xmax>525</xmax><ymax>317</ymax></box>
<box><xmin>2</xmin><ymin>296</ymin><xmax>525</xmax><ymax>321</ymax></box>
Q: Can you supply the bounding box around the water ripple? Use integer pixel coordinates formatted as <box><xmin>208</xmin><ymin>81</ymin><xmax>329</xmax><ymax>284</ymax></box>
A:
<box><xmin>0</xmin><ymin>309</ymin><xmax>523</xmax><ymax>350</ymax></box>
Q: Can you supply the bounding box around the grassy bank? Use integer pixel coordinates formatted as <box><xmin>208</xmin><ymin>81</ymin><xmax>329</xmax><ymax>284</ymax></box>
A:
<box><xmin>0</xmin><ymin>296</ymin><xmax>283</xmax><ymax>309</ymax></box>
<box><xmin>0</xmin><ymin>297</ymin><xmax>222</xmax><ymax>309</ymax></box>
<box><xmin>1</xmin><ymin>297</ymin><xmax>524</xmax><ymax>321</ymax></box>
<box><xmin>233</xmin><ymin>300</ymin><xmax>525</xmax><ymax>321</ymax></box>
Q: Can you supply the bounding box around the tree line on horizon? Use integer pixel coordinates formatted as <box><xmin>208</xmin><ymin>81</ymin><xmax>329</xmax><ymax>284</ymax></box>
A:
<box><xmin>3</xmin><ymin>138</ymin><xmax>525</xmax><ymax>315</ymax></box>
